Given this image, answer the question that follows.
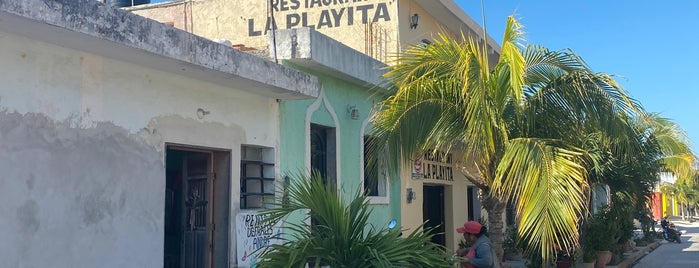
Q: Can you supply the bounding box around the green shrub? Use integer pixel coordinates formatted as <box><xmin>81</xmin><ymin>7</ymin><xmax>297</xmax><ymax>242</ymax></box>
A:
<box><xmin>257</xmin><ymin>173</ymin><xmax>451</xmax><ymax>268</ymax></box>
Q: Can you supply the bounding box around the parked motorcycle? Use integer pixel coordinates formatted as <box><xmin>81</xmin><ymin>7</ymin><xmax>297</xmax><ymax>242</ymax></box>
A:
<box><xmin>661</xmin><ymin>219</ymin><xmax>682</xmax><ymax>243</ymax></box>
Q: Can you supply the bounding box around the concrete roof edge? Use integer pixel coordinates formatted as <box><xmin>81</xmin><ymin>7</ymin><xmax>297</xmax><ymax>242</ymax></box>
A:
<box><xmin>417</xmin><ymin>0</ymin><xmax>501</xmax><ymax>52</ymax></box>
<box><xmin>439</xmin><ymin>0</ymin><xmax>501</xmax><ymax>51</ymax></box>
<box><xmin>0</xmin><ymin>0</ymin><xmax>319</xmax><ymax>99</ymax></box>
<box><xmin>124</xmin><ymin>0</ymin><xmax>187</xmax><ymax>11</ymax></box>
<box><xmin>269</xmin><ymin>27</ymin><xmax>389</xmax><ymax>90</ymax></box>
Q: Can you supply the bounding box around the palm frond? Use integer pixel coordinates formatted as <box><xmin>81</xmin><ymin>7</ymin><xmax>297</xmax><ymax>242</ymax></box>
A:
<box><xmin>492</xmin><ymin>138</ymin><xmax>588</xmax><ymax>262</ymax></box>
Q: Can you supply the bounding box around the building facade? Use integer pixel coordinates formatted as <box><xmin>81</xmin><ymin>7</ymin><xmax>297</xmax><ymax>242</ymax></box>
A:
<box><xmin>651</xmin><ymin>172</ymin><xmax>681</xmax><ymax>220</ymax></box>
<box><xmin>131</xmin><ymin>0</ymin><xmax>500</xmax><ymax>252</ymax></box>
<box><xmin>0</xmin><ymin>0</ymin><xmax>318</xmax><ymax>267</ymax></box>
<box><xmin>130</xmin><ymin>0</ymin><xmax>499</xmax><ymax>63</ymax></box>
<box><xmin>271</xmin><ymin>27</ymin><xmax>400</xmax><ymax>242</ymax></box>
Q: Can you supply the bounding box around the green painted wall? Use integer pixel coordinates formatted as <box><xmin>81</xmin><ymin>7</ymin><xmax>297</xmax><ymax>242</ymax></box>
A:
<box><xmin>278</xmin><ymin>63</ymin><xmax>401</xmax><ymax>229</ymax></box>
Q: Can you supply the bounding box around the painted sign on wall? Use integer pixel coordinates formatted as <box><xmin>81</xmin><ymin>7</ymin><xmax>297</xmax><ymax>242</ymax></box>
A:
<box><xmin>236</xmin><ymin>212</ymin><xmax>283</xmax><ymax>267</ymax></box>
<box><xmin>249</xmin><ymin>0</ymin><xmax>391</xmax><ymax>36</ymax></box>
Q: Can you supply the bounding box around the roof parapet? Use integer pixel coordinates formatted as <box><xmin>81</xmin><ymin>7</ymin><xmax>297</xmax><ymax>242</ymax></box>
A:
<box><xmin>269</xmin><ymin>27</ymin><xmax>388</xmax><ymax>90</ymax></box>
<box><xmin>0</xmin><ymin>0</ymin><xmax>319</xmax><ymax>99</ymax></box>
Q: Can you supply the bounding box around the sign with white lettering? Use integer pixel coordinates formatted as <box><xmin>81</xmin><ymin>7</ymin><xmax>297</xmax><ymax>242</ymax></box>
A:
<box><xmin>248</xmin><ymin>0</ymin><xmax>391</xmax><ymax>36</ymax></box>
<box><xmin>236</xmin><ymin>212</ymin><xmax>283</xmax><ymax>267</ymax></box>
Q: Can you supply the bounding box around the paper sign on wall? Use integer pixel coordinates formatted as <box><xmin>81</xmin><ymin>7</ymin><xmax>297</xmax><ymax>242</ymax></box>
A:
<box><xmin>236</xmin><ymin>212</ymin><xmax>283</xmax><ymax>267</ymax></box>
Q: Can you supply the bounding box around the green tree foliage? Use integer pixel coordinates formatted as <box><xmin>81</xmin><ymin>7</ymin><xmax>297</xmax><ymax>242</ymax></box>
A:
<box><xmin>257</xmin><ymin>172</ymin><xmax>451</xmax><ymax>268</ymax></box>
<box><xmin>370</xmin><ymin>16</ymin><xmax>642</xmax><ymax>265</ymax></box>
<box><xmin>598</xmin><ymin>114</ymin><xmax>695</xmax><ymax>242</ymax></box>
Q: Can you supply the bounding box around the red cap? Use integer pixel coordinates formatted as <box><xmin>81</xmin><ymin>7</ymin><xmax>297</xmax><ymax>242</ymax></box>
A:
<box><xmin>456</xmin><ymin>221</ymin><xmax>482</xmax><ymax>234</ymax></box>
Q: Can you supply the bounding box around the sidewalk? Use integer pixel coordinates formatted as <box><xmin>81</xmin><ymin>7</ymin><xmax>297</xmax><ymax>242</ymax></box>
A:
<box><xmin>607</xmin><ymin>240</ymin><xmax>661</xmax><ymax>268</ymax></box>
<box><xmin>500</xmin><ymin>240</ymin><xmax>662</xmax><ymax>268</ymax></box>
<box><xmin>501</xmin><ymin>217</ymin><xmax>697</xmax><ymax>268</ymax></box>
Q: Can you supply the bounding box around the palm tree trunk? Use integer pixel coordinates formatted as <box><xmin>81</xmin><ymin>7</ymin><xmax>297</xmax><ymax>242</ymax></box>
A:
<box><xmin>681</xmin><ymin>203</ymin><xmax>686</xmax><ymax>220</ymax></box>
<box><xmin>481</xmin><ymin>192</ymin><xmax>506</xmax><ymax>263</ymax></box>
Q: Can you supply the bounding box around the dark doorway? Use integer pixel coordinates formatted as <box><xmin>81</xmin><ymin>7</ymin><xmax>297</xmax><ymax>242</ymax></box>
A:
<box><xmin>423</xmin><ymin>185</ymin><xmax>445</xmax><ymax>246</ymax></box>
<box><xmin>310</xmin><ymin>124</ymin><xmax>336</xmax><ymax>191</ymax></box>
<box><xmin>165</xmin><ymin>147</ymin><xmax>230</xmax><ymax>268</ymax></box>
<box><xmin>467</xmin><ymin>186</ymin><xmax>481</xmax><ymax>221</ymax></box>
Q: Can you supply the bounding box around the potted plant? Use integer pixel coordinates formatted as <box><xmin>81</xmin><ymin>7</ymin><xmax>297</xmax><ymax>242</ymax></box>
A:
<box><xmin>503</xmin><ymin>228</ymin><xmax>523</xmax><ymax>261</ymax></box>
<box><xmin>609</xmin><ymin>203</ymin><xmax>635</xmax><ymax>263</ymax></box>
<box><xmin>555</xmin><ymin>249</ymin><xmax>574</xmax><ymax>268</ymax></box>
<box><xmin>580</xmin><ymin>246</ymin><xmax>597</xmax><ymax>268</ymax></box>
<box><xmin>583</xmin><ymin>211</ymin><xmax>615</xmax><ymax>268</ymax></box>
<box><xmin>581</xmin><ymin>222</ymin><xmax>599</xmax><ymax>268</ymax></box>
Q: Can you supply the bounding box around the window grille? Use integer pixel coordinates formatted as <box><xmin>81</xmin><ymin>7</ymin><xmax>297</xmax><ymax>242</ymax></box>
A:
<box><xmin>240</xmin><ymin>146</ymin><xmax>275</xmax><ymax>209</ymax></box>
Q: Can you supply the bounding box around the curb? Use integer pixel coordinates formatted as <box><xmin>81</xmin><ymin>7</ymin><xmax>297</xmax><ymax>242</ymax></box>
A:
<box><xmin>500</xmin><ymin>240</ymin><xmax>662</xmax><ymax>268</ymax></box>
<box><xmin>606</xmin><ymin>240</ymin><xmax>661</xmax><ymax>268</ymax></box>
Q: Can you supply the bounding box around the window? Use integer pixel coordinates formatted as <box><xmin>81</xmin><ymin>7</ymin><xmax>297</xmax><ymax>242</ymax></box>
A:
<box><xmin>506</xmin><ymin>200</ymin><xmax>516</xmax><ymax>226</ymax></box>
<box><xmin>467</xmin><ymin>186</ymin><xmax>481</xmax><ymax>221</ymax></box>
<box><xmin>240</xmin><ymin>146</ymin><xmax>275</xmax><ymax>209</ymax></box>
<box><xmin>311</xmin><ymin>124</ymin><xmax>336</xmax><ymax>191</ymax></box>
<box><xmin>363</xmin><ymin>136</ymin><xmax>387</xmax><ymax>201</ymax></box>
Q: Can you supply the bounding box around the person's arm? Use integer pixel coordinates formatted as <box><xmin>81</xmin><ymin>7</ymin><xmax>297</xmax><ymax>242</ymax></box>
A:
<box><xmin>456</xmin><ymin>247</ymin><xmax>469</xmax><ymax>256</ymax></box>
<box><xmin>468</xmin><ymin>242</ymin><xmax>493</xmax><ymax>267</ymax></box>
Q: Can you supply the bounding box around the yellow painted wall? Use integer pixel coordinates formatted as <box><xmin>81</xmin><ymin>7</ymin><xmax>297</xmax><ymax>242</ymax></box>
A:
<box><xmin>134</xmin><ymin>0</ymin><xmax>400</xmax><ymax>61</ymax></box>
<box><xmin>661</xmin><ymin>194</ymin><xmax>667</xmax><ymax>216</ymax></box>
<box><xmin>397</xmin><ymin>0</ymin><xmax>462</xmax><ymax>48</ymax></box>
<box><xmin>661</xmin><ymin>194</ymin><xmax>678</xmax><ymax>217</ymax></box>
<box><xmin>673</xmin><ymin>198</ymin><xmax>679</xmax><ymax>215</ymax></box>
<box><xmin>132</xmin><ymin>0</ymin><xmax>491</xmax><ymax>62</ymax></box>
<box><xmin>400</xmin><ymin>150</ymin><xmax>475</xmax><ymax>253</ymax></box>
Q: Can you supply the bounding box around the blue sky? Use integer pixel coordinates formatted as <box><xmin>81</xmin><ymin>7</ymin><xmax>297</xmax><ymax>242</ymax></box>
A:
<box><xmin>455</xmin><ymin>0</ymin><xmax>699</xmax><ymax>152</ymax></box>
<box><xmin>146</xmin><ymin>0</ymin><xmax>697</xmax><ymax>152</ymax></box>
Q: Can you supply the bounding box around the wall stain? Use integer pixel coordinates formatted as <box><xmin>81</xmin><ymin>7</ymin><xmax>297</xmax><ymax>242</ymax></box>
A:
<box><xmin>0</xmin><ymin>111</ymin><xmax>163</xmax><ymax>235</ymax></box>
<box><xmin>26</xmin><ymin>174</ymin><xmax>35</xmax><ymax>190</ymax></box>
<box><xmin>16</xmin><ymin>200</ymin><xmax>40</xmax><ymax>235</ymax></box>
<box><xmin>81</xmin><ymin>189</ymin><xmax>115</xmax><ymax>225</ymax></box>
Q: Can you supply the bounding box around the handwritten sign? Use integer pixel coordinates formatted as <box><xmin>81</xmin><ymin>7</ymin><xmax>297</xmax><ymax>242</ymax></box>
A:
<box><xmin>248</xmin><ymin>0</ymin><xmax>391</xmax><ymax>36</ymax></box>
<box><xmin>236</xmin><ymin>212</ymin><xmax>283</xmax><ymax>267</ymax></box>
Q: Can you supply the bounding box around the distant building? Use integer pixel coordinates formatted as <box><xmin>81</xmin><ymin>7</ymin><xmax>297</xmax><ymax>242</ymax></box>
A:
<box><xmin>651</xmin><ymin>172</ymin><xmax>680</xmax><ymax>219</ymax></box>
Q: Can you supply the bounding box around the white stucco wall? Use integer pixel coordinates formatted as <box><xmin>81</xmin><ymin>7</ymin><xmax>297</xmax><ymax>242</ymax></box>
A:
<box><xmin>1</xmin><ymin>30</ymin><xmax>278</xmax><ymax>144</ymax></box>
<box><xmin>0</xmin><ymin>29</ymin><xmax>278</xmax><ymax>267</ymax></box>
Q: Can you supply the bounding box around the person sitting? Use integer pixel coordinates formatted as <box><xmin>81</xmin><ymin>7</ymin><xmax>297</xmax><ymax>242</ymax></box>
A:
<box><xmin>661</xmin><ymin>217</ymin><xmax>669</xmax><ymax>229</ymax></box>
<box><xmin>456</xmin><ymin>221</ymin><xmax>496</xmax><ymax>268</ymax></box>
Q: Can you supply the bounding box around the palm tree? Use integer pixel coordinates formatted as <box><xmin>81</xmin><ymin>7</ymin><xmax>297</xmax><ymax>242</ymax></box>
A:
<box><xmin>677</xmin><ymin>183</ymin><xmax>696</xmax><ymax>219</ymax></box>
<box><xmin>639</xmin><ymin>114</ymin><xmax>696</xmax><ymax>219</ymax></box>
<box><xmin>639</xmin><ymin>114</ymin><xmax>696</xmax><ymax>181</ymax></box>
<box><xmin>257</xmin><ymin>172</ymin><xmax>451</xmax><ymax>268</ymax></box>
<box><xmin>370</xmin><ymin>16</ymin><xmax>641</xmax><ymax>265</ymax></box>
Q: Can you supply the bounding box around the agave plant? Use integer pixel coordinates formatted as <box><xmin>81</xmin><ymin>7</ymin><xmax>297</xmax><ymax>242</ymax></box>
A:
<box><xmin>257</xmin><ymin>172</ymin><xmax>451</xmax><ymax>268</ymax></box>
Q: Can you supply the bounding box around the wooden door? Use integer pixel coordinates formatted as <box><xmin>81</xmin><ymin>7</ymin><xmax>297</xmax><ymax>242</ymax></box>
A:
<box><xmin>183</xmin><ymin>153</ymin><xmax>213</xmax><ymax>268</ymax></box>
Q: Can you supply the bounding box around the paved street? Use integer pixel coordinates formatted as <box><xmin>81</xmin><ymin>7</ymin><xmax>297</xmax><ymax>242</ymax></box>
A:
<box><xmin>633</xmin><ymin>220</ymin><xmax>699</xmax><ymax>267</ymax></box>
